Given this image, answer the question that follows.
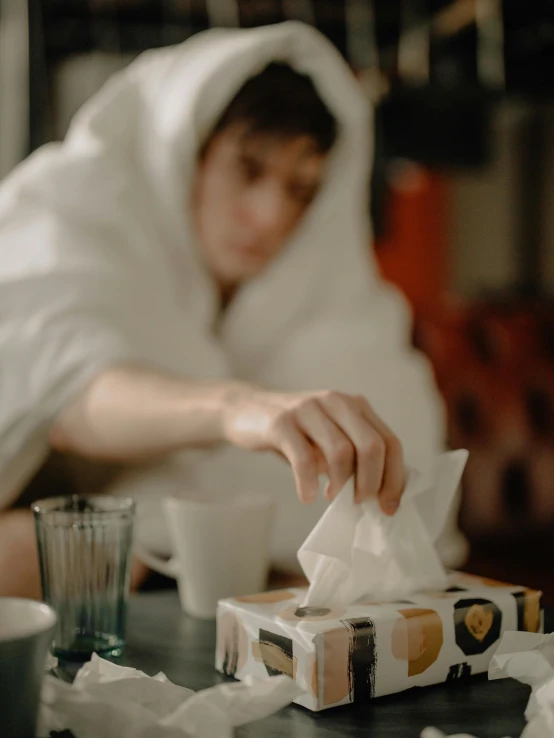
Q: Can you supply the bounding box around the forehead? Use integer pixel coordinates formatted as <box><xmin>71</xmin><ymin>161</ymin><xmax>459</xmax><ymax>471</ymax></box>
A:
<box><xmin>220</xmin><ymin>125</ymin><xmax>327</xmax><ymax>173</ymax></box>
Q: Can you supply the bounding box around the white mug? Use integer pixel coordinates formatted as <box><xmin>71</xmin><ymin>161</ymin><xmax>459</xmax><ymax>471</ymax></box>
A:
<box><xmin>136</xmin><ymin>495</ymin><xmax>275</xmax><ymax>618</ymax></box>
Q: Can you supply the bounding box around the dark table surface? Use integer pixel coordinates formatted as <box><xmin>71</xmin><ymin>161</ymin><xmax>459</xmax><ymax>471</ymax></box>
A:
<box><xmin>121</xmin><ymin>591</ymin><xmax>552</xmax><ymax>738</ymax></box>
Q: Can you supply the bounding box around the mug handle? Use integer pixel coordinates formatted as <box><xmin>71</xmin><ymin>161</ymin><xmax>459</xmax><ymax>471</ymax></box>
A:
<box><xmin>134</xmin><ymin>543</ymin><xmax>179</xmax><ymax>579</ymax></box>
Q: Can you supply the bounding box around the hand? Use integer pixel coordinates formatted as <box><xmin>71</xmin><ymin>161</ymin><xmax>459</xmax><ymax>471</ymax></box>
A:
<box><xmin>222</xmin><ymin>388</ymin><xmax>405</xmax><ymax>514</ymax></box>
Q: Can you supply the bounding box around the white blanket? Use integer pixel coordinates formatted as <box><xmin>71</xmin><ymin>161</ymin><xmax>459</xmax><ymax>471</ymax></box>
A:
<box><xmin>0</xmin><ymin>22</ymin><xmax>450</xmax><ymax>571</ymax></box>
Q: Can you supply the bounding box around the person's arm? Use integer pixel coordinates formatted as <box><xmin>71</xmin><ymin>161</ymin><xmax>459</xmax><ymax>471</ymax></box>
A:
<box><xmin>50</xmin><ymin>363</ymin><xmax>404</xmax><ymax>513</ymax></box>
<box><xmin>49</xmin><ymin>364</ymin><xmax>251</xmax><ymax>458</ymax></box>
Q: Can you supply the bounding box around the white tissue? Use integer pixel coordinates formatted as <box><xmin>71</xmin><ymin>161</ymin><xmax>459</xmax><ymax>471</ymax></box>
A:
<box><xmin>422</xmin><ymin>632</ymin><xmax>554</xmax><ymax>738</ymax></box>
<box><xmin>421</xmin><ymin>729</ymin><xmax>485</xmax><ymax>738</ymax></box>
<box><xmin>44</xmin><ymin>651</ymin><xmax>58</xmax><ymax>672</ymax></box>
<box><xmin>38</xmin><ymin>653</ymin><xmax>301</xmax><ymax>738</ymax></box>
<box><xmin>489</xmin><ymin>632</ymin><xmax>554</xmax><ymax>738</ymax></box>
<box><xmin>298</xmin><ymin>450</ymin><xmax>468</xmax><ymax>607</ymax></box>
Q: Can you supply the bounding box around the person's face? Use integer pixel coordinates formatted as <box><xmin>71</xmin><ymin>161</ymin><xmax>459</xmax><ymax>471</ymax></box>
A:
<box><xmin>193</xmin><ymin>124</ymin><xmax>328</xmax><ymax>290</ymax></box>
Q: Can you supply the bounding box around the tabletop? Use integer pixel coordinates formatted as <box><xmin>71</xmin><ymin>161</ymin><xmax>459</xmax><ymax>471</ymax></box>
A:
<box><xmin>121</xmin><ymin>591</ymin><xmax>551</xmax><ymax>738</ymax></box>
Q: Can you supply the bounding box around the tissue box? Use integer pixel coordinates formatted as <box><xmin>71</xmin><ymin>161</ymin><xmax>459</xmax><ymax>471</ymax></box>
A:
<box><xmin>215</xmin><ymin>572</ymin><xmax>543</xmax><ymax>711</ymax></box>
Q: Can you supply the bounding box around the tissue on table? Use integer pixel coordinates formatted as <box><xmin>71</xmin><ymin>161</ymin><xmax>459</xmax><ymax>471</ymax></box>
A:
<box><xmin>489</xmin><ymin>631</ymin><xmax>554</xmax><ymax>738</ymax></box>
<box><xmin>215</xmin><ymin>451</ymin><xmax>542</xmax><ymax>711</ymax></box>
<box><xmin>420</xmin><ymin>631</ymin><xmax>554</xmax><ymax>738</ymax></box>
<box><xmin>39</xmin><ymin>653</ymin><xmax>301</xmax><ymax>738</ymax></box>
<box><xmin>421</xmin><ymin>730</ymin><xmax>485</xmax><ymax>738</ymax></box>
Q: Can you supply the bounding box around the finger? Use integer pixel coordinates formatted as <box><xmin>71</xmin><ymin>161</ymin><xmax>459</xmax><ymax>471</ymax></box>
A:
<box><xmin>312</xmin><ymin>446</ymin><xmax>334</xmax><ymax>500</ymax></box>
<box><xmin>314</xmin><ymin>445</ymin><xmax>328</xmax><ymax>476</ymax></box>
<box><xmin>275</xmin><ymin>417</ymin><xmax>320</xmax><ymax>504</ymax></box>
<box><xmin>356</xmin><ymin>396</ymin><xmax>405</xmax><ymax>515</ymax></box>
<box><xmin>318</xmin><ymin>392</ymin><xmax>386</xmax><ymax>504</ymax></box>
<box><xmin>274</xmin><ymin>444</ymin><xmax>326</xmax><ymax>474</ymax></box>
<box><xmin>296</xmin><ymin>400</ymin><xmax>355</xmax><ymax>500</ymax></box>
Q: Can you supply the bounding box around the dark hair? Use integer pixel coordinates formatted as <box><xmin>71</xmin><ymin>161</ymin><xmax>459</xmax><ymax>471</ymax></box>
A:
<box><xmin>205</xmin><ymin>62</ymin><xmax>338</xmax><ymax>154</ymax></box>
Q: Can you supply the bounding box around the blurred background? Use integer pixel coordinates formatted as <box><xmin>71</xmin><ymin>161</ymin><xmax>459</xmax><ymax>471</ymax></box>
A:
<box><xmin>1</xmin><ymin>0</ymin><xmax>553</xmax><ymax>599</ymax></box>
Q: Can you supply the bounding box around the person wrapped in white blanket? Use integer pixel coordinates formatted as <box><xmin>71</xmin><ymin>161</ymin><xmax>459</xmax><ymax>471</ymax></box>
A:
<box><xmin>0</xmin><ymin>22</ymin><xmax>467</xmax><ymax>597</ymax></box>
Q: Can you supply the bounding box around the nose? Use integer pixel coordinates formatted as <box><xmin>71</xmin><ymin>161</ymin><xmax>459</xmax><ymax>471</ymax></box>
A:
<box><xmin>242</xmin><ymin>182</ymin><xmax>289</xmax><ymax>237</ymax></box>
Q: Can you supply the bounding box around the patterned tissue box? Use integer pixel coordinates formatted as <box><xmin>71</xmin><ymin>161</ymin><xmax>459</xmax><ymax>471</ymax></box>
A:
<box><xmin>215</xmin><ymin>572</ymin><xmax>543</xmax><ymax>711</ymax></box>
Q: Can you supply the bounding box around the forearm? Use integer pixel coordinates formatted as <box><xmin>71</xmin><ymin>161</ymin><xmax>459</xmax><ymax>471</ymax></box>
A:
<box><xmin>49</xmin><ymin>363</ymin><xmax>254</xmax><ymax>461</ymax></box>
<box><xmin>48</xmin><ymin>363</ymin><xmax>407</xmax><ymax>512</ymax></box>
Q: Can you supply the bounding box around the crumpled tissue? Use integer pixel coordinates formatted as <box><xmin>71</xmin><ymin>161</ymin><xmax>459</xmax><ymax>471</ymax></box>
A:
<box><xmin>489</xmin><ymin>631</ymin><xmax>554</xmax><ymax>738</ymax></box>
<box><xmin>420</xmin><ymin>730</ymin><xmax>500</xmax><ymax>738</ymax></box>
<box><xmin>298</xmin><ymin>449</ymin><xmax>468</xmax><ymax>606</ymax></box>
<box><xmin>38</xmin><ymin>653</ymin><xmax>301</xmax><ymax>738</ymax></box>
<box><xmin>421</xmin><ymin>631</ymin><xmax>554</xmax><ymax>738</ymax></box>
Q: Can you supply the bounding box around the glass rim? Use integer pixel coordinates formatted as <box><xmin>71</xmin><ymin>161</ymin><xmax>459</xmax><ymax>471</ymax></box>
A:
<box><xmin>32</xmin><ymin>495</ymin><xmax>135</xmax><ymax>518</ymax></box>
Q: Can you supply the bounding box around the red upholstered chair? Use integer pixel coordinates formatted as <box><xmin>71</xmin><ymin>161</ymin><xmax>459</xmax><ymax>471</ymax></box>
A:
<box><xmin>414</xmin><ymin>302</ymin><xmax>554</xmax><ymax>539</ymax></box>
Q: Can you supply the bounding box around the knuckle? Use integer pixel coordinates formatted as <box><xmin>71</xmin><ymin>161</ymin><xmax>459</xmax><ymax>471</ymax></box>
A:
<box><xmin>339</xmin><ymin>393</ymin><xmax>358</xmax><ymax>411</ymax></box>
<box><xmin>271</xmin><ymin>410</ymin><xmax>294</xmax><ymax>434</ymax></box>
<box><xmin>298</xmin><ymin>397</ymin><xmax>319</xmax><ymax>414</ymax></box>
<box><xmin>356</xmin><ymin>395</ymin><xmax>373</xmax><ymax>412</ymax></box>
<box><xmin>295</xmin><ymin>449</ymin><xmax>316</xmax><ymax>471</ymax></box>
<box><xmin>329</xmin><ymin>439</ymin><xmax>354</xmax><ymax>465</ymax></box>
<box><xmin>360</xmin><ymin>435</ymin><xmax>386</xmax><ymax>460</ymax></box>
<box><xmin>387</xmin><ymin>433</ymin><xmax>403</xmax><ymax>458</ymax></box>
<box><xmin>321</xmin><ymin>390</ymin><xmax>342</xmax><ymax>405</ymax></box>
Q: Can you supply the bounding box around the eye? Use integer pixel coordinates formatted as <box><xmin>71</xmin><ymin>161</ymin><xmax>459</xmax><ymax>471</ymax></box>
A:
<box><xmin>238</xmin><ymin>154</ymin><xmax>264</xmax><ymax>182</ymax></box>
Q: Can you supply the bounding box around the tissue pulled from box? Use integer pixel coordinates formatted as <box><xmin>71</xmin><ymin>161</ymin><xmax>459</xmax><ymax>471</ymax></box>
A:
<box><xmin>39</xmin><ymin>653</ymin><xmax>301</xmax><ymax>738</ymax></box>
<box><xmin>298</xmin><ymin>450</ymin><xmax>469</xmax><ymax>607</ymax></box>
